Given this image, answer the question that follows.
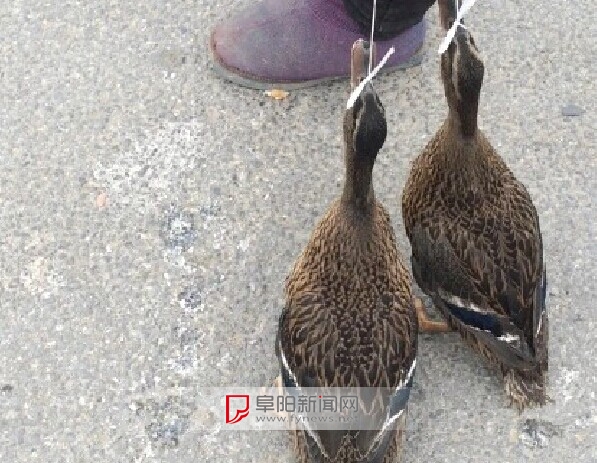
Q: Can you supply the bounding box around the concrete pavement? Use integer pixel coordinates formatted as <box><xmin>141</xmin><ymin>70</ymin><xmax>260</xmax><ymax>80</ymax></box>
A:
<box><xmin>0</xmin><ymin>0</ymin><xmax>595</xmax><ymax>462</ymax></box>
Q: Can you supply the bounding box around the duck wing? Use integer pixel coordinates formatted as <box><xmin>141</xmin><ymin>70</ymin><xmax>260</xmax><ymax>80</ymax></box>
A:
<box><xmin>275</xmin><ymin>291</ymin><xmax>417</xmax><ymax>461</ymax></box>
<box><xmin>409</xmin><ymin>208</ymin><xmax>546</xmax><ymax>371</ymax></box>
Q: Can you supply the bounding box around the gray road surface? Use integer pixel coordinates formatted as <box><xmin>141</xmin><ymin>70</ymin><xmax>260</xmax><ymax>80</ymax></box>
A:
<box><xmin>1</xmin><ymin>0</ymin><xmax>596</xmax><ymax>462</ymax></box>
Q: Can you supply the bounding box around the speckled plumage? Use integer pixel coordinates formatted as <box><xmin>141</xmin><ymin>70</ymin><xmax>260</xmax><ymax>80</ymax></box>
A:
<box><xmin>276</xmin><ymin>58</ymin><xmax>417</xmax><ymax>461</ymax></box>
<box><xmin>279</xmin><ymin>199</ymin><xmax>416</xmax><ymax>461</ymax></box>
<box><xmin>402</xmin><ymin>24</ymin><xmax>548</xmax><ymax>409</ymax></box>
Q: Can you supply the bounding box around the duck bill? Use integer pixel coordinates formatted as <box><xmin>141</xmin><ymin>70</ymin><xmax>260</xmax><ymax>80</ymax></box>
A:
<box><xmin>350</xmin><ymin>39</ymin><xmax>377</xmax><ymax>90</ymax></box>
<box><xmin>439</xmin><ymin>0</ymin><xmax>460</xmax><ymax>30</ymax></box>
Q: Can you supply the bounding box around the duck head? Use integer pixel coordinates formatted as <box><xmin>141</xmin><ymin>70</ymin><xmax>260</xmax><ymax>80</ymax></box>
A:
<box><xmin>345</xmin><ymin>82</ymin><xmax>387</xmax><ymax>163</ymax></box>
<box><xmin>441</xmin><ymin>23</ymin><xmax>484</xmax><ymax>137</ymax></box>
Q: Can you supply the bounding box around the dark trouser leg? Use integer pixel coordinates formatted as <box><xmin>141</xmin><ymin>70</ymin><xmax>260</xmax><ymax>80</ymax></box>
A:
<box><xmin>342</xmin><ymin>0</ymin><xmax>436</xmax><ymax>39</ymax></box>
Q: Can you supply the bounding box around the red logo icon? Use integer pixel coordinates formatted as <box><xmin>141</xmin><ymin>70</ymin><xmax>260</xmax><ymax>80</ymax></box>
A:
<box><xmin>225</xmin><ymin>395</ymin><xmax>250</xmax><ymax>424</ymax></box>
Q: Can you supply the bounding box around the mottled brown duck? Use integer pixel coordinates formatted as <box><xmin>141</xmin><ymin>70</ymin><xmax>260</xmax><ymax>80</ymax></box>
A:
<box><xmin>275</xmin><ymin>40</ymin><xmax>418</xmax><ymax>462</ymax></box>
<box><xmin>401</xmin><ymin>3</ymin><xmax>548</xmax><ymax>409</ymax></box>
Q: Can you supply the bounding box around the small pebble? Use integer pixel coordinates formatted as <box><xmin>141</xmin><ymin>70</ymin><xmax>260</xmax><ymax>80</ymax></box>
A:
<box><xmin>561</xmin><ymin>104</ymin><xmax>584</xmax><ymax>117</ymax></box>
<box><xmin>95</xmin><ymin>192</ymin><xmax>108</xmax><ymax>209</ymax></box>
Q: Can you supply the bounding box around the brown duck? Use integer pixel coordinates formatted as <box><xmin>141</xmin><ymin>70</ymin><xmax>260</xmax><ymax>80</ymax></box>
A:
<box><xmin>402</xmin><ymin>1</ymin><xmax>548</xmax><ymax>409</ymax></box>
<box><xmin>275</xmin><ymin>40</ymin><xmax>418</xmax><ymax>462</ymax></box>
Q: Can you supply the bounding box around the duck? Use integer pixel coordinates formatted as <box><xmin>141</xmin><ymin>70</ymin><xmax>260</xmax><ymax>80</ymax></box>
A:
<box><xmin>401</xmin><ymin>1</ymin><xmax>548</xmax><ymax>409</ymax></box>
<box><xmin>275</xmin><ymin>39</ymin><xmax>418</xmax><ymax>462</ymax></box>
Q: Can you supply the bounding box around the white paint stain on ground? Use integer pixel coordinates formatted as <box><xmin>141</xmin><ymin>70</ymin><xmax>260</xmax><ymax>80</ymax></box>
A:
<box><xmin>20</xmin><ymin>256</ymin><xmax>65</xmax><ymax>299</ymax></box>
<box><xmin>558</xmin><ymin>367</ymin><xmax>581</xmax><ymax>403</ymax></box>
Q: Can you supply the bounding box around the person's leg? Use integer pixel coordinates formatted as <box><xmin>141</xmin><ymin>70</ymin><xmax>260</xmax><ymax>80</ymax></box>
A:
<box><xmin>210</xmin><ymin>0</ymin><xmax>436</xmax><ymax>90</ymax></box>
<box><xmin>343</xmin><ymin>0</ymin><xmax>435</xmax><ymax>39</ymax></box>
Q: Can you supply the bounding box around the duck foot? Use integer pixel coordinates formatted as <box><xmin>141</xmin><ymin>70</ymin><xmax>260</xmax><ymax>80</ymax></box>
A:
<box><xmin>414</xmin><ymin>297</ymin><xmax>451</xmax><ymax>333</ymax></box>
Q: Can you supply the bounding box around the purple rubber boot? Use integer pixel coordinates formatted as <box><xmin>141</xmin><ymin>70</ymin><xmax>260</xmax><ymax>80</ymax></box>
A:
<box><xmin>210</xmin><ymin>0</ymin><xmax>426</xmax><ymax>90</ymax></box>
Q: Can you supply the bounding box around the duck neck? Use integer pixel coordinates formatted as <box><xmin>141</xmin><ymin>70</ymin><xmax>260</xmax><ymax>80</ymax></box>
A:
<box><xmin>441</xmin><ymin>112</ymin><xmax>491</xmax><ymax>186</ymax></box>
<box><xmin>449</xmin><ymin>96</ymin><xmax>479</xmax><ymax>138</ymax></box>
<box><xmin>341</xmin><ymin>144</ymin><xmax>375</xmax><ymax>211</ymax></box>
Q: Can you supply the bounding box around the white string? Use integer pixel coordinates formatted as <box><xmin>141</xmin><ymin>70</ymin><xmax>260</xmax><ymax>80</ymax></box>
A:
<box><xmin>346</xmin><ymin>47</ymin><xmax>395</xmax><ymax>109</ymax></box>
<box><xmin>438</xmin><ymin>0</ymin><xmax>477</xmax><ymax>55</ymax></box>
<box><xmin>346</xmin><ymin>0</ymin><xmax>396</xmax><ymax>109</ymax></box>
<box><xmin>369</xmin><ymin>0</ymin><xmax>377</xmax><ymax>74</ymax></box>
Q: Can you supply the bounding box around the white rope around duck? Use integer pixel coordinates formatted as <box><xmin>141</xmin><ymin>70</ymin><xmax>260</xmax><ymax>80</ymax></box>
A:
<box><xmin>346</xmin><ymin>0</ymin><xmax>395</xmax><ymax>109</ymax></box>
<box><xmin>438</xmin><ymin>0</ymin><xmax>478</xmax><ymax>54</ymax></box>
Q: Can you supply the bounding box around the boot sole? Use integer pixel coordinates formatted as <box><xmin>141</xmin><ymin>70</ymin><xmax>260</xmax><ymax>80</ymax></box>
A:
<box><xmin>209</xmin><ymin>40</ymin><xmax>425</xmax><ymax>91</ymax></box>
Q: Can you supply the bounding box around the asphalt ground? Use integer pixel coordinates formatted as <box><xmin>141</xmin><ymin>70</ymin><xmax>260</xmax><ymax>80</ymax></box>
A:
<box><xmin>0</xmin><ymin>0</ymin><xmax>595</xmax><ymax>462</ymax></box>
